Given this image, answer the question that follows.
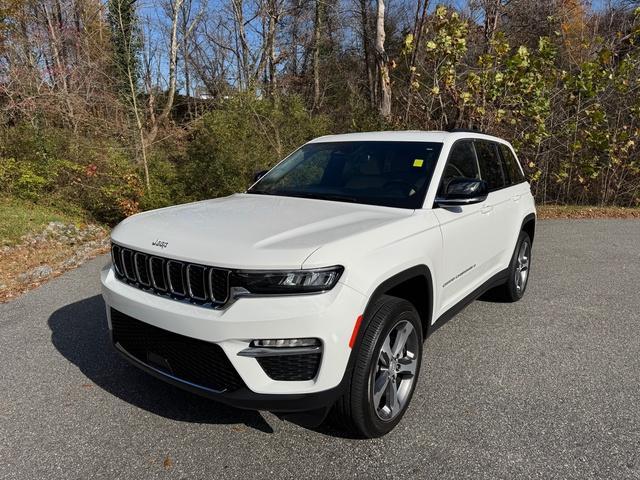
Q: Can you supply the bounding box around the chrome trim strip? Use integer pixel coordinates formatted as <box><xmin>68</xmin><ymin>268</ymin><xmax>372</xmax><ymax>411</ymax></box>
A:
<box><xmin>114</xmin><ymin>342</ymin><xmax>226</xmax><ymax>394</ymax></box>
<box><xmin>186</xmin><ymin>264</ymin><xmax>208</xmax><ymax>301</ymax></box>
<box><xmin>149</xmin><ymin>256</ymin><xmax>168</xmax><ymax>292</ymax></box>
<box><xmin>237</xmin><ymin>346</ymin><xmax>322</xmax><ymax>358</ymax></box>
<box><xmin>234</xmin><ymin>265</ymin><xmax>344</xmax><ymax>275</ymax></box>
<box><xmin>166</xmin><ymin>260</ymin><xmax>186</xmax><ymax>296</ymax></box>
<box><xmin>111</xmin><ymin>245</ymin><xmax>123</xmax><ymax>276</ymax></box>
<box><xmin>121</xmin><ymin>248</ymin><xmax>137</xmax><ymax>282</ymax></box>
<box><xmin>209</xmin><ymin>268</ymin><xmax>230</xmax><ymax>304</ymax></box>
<box><xmin>133</xmin><ymin>252</ymin><xmax>151</xmax><ymax>287</ymax></box>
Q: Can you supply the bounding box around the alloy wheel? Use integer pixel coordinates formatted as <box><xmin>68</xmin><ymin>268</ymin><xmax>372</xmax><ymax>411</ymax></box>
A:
<box><xmin>370</xmin><ymin>320</ymin><xmax>419</xmax><ymax>421</ymax></box>
<box><xmin>515</xmin><ymin>240</ymin><xmax>530</xmax><ymax>293</ymax></box>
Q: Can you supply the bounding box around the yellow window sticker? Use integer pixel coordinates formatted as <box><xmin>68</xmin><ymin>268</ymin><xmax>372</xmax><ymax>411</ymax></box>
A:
<box><xmin>413</xmin><ymin>159</ymin><xmax>424</xmax><ymax>167</ymax></box>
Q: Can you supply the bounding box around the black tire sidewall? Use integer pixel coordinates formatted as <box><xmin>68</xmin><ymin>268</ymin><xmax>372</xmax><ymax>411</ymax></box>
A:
<box><xmin>351</xmin><ymin>296</ymin><xmax>423</xmax><ymax>437</ymax></box>
<box><xmin>507</xmin><ymin>231</ymin><xmax>532</xmax><ymax>300</ymax></box>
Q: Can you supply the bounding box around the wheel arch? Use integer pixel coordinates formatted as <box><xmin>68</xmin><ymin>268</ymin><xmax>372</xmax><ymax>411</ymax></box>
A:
<box><xmin>360</xmin><ymin>265</ymin><xmax>434</xmax><ymax>342</ymax></box>
<box><xmin>338</xmin><ymin>265</ymin><xmax>434</xmax><ymax>405</ymax></box>
<box><xmin>521</xmin><ymin>212</ymin><xmax>536</xmax><ymax>243</ymax></box>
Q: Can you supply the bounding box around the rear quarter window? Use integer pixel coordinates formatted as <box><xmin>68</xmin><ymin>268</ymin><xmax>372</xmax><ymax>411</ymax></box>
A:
<box><xmin>499</xmin><ymin>144</ymin><xmax>526</xmax><ymax>185</ymax></box>
<box><xmin>475</xmin><ymin>140</ymin><xmax>507</xmax><ymax>191</ymax></box>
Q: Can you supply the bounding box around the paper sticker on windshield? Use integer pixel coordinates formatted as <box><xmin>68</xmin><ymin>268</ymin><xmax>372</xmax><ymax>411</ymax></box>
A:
<box><xmin>413</xmin><ymin>159</ymin><xmax>424</xmax><ymax>167</ymax></box>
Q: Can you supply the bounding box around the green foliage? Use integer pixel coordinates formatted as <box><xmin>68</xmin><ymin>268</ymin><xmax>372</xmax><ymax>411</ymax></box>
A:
<box><xmin>2</xmin><ymin>5</ymin><xmax>640</xmax><ymax>226</ymax></box>
<box><xmin>0</xmin><ymin>196</ymin><xmax>86</xmax><ymax>246</ymax></box>
<box><xmin>180</xmin><ymin>95</ymin><xmax>330</xmax><ymax>201</ymax></box>
<box><xmin>107</xmin><ymin>0</ymin><xmax>141</xmax><ymax>99</ymax></box>
<box><xmin>0</xmin><ymin>125</ymin><xmax>143</xmax><ymax>225</ymax></box>
<box><xmin>404</xmin><ymin>6</ymin><xmax>640</xmax><ymax>206</ymax></box>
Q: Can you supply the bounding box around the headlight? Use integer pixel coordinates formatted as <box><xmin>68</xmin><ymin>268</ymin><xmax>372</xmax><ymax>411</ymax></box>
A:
<box><xmin>232</xmin><ymin>266</ymin><xmax>344</xmax><ymax>294</ymax></box>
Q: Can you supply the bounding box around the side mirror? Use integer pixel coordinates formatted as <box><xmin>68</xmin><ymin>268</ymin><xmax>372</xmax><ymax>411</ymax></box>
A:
<box><xmin>253</xmin><ymin>169</ymin><xmax>268</xmax><ymax>182</ymax></box>
<box><xmin>435</xmin><ymin>178</ymin><xmax>488</xmax><ymax>207</ymax></box>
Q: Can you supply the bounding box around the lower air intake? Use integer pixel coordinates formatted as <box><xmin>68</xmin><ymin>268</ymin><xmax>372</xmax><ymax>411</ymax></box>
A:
<box><xmin>110</xmin><ymin>308</ymin><xmax>245</xmax><ymax>392</ymax></box>
<box><xmin>257</xmin><ymin>353</ymin><xmax>322</xmax><ymax>381</ymax></box>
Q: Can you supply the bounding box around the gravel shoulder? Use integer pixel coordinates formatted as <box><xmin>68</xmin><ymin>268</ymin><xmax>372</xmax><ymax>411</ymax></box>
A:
<box><xmin>0</xmin><ymin>221</ymin><xmax>109</xmax><ymax>302</ymax></box>
<box><xmin>0</xmin><ymin>219</ymin><xmax>639</xmax><ymax>479</ymax></box>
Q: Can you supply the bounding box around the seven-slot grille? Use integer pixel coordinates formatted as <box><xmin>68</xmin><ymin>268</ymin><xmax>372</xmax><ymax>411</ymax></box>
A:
<box><xmin>111</xmin><ymin>243</ymin><xmax>230</xmax><ymax>307</ymax></box>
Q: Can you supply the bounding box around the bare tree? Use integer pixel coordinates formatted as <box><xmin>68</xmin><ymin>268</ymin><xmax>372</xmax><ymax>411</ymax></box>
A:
<box><xmin>358</xmin><ymin>0</ymin><xmax>375</xmax><ymax>107</ymax></box>
<box><xmin>312</xmin><ymin>0</ymin><xmax>322</xmax><ymax>109</ymax></box>
<box><xmin>375</xmin><ymin>0</ymin><xmax>391</xmax><ymax>119</ymax></box>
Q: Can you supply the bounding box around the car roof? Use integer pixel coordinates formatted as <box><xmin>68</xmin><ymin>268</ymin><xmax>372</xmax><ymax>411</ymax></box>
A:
<box><xmin>307</xmin><ymin>130</ymin><xmax>509</xmax><ymax>145</ymax></box>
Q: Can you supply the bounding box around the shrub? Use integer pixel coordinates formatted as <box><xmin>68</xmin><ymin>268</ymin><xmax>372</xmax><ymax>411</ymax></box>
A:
<box><xmin>180</xmin><ymin>95</ymin><xmax>330</xmax><ymax>201</ymax></box>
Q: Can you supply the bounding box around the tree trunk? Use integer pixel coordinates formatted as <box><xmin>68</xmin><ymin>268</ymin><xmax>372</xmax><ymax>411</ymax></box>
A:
<box><xmin>145</xmin><ymin>0</ymin><xmax>183</xmax><ymax>148</ymax></box>
<box><xmin>231</xmin><ymin>0</ymin><xmax>250</xmax><ymax>90</ymax></box>
<box><xmin>266</xmin><ymin>0</ymin><xmax>279</xmax><ymax>96</ymax></box>
<box><xmin>404</xmin><ymin>0</ymin><xmax>429</xmax><ymax>124</ymax></box>
<box><xmin>312</xmin><ymin>0</ymin><xmax>322</xmax><ymax>110</ymax></box>
<box><xmin>375</xmin><ymin>0</ymin><xmax>391</xmax><ymax>120</ymax></box>
<box><xmin>483</xmin><ymin>0</ymin><xmax>501</xmax><ymax>50</ymax></box>
<box><xmin>114</xmin><ymin>0</ymin><xmax>149</xmax><ymax>189</ymax></box>
<box><xmin>359</xmin><ymin>0</ymin><xmax>375</xmax><ymax>107</ymax></box>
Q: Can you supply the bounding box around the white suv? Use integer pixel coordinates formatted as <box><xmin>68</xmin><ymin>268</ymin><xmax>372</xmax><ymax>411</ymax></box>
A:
<box><xmin>101</xmin><ymin>130</ymin><xmax>535</xmax><ymax>437</ymax></box>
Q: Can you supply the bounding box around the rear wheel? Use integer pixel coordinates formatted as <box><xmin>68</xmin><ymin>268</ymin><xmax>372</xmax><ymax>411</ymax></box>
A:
<box><xmin>335</xmin><ymin>295</ymin><xmax>422</xmax><ymax>438</ymax></box>
<box><xmin>498</xmin><ymin>230</ymin><xmax>532</xmax><ymax>302</ymax></box>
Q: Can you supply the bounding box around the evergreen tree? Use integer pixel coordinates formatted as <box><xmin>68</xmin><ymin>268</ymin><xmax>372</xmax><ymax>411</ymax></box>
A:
<box><xmin>107</xmin><ymin>0</ymin><xmax>141</xmax><ymax>99</ymax></box>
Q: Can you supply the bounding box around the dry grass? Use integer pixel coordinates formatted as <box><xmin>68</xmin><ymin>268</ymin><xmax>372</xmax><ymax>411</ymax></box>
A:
<box><xmin>0</xmin><ymin>197</ymin><xmax>108</xmax><ymax>302</ymax></box>
<box><xmin>0</xmin><ymin>242</ymin><xmax>109</xmax><ymax>303</ymax></box>
<box><xmin>0</xmin><ymin>240</ymin><xmax>109</xmax><ymax>302</ymax></box>
<box><xmin>0</xmin><ymin>197</ymin><xmax>86</xmax><ymax>246</ymax></box>
<box><xmin>537</xmin><ymin>205</ymin><xmax>640</xmax><ymax>220</ymax></box>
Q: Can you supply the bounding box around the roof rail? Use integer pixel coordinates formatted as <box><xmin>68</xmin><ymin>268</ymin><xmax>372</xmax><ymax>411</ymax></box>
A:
<box><xmin>446</xmin><ymin>128</ymin><xmax>489</xmax><ymax>135</ymax></box>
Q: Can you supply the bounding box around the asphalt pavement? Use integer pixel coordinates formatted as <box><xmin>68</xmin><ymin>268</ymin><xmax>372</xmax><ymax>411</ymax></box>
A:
<box><xmin>1</xmin><ymin>220</ymin><xmax>639</xmax><ymax>479</ymax></box>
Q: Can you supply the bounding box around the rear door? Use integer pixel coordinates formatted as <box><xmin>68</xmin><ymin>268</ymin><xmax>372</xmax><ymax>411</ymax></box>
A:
<box><xmin>497</xmin><ymin>142</ymin><xmax>532</xmax><ymax>259</ymax></box>
<box><xmin>473</xmin><ymin>140</ymin><xmax>514</xmax><ymax>270</ymax></box>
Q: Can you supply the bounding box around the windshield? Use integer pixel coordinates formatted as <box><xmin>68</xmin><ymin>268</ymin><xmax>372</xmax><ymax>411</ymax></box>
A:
<box><xmin>248</xmin><ymin>141</ymin><xmax>443</xmax><ymax>209</ymax></box>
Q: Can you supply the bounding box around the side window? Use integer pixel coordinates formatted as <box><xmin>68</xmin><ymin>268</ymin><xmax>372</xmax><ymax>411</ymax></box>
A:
<box><xmin>475</xmin><ymin>140</ymin><xmax>506</xmax><ymax>191</ymax></box>
<box><xmin>439</xmin><ymin>140</ymin><xmax>480</xmax><ymax>192</ymax></box>
<box><xmin>499</xmin><ymin>144</ymin><xmax>526</xmax><ymax>185</ymax></box>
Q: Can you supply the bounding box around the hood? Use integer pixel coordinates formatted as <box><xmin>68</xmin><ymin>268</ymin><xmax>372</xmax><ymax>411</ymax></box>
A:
<box><xmin>111</xmin><ymin>193</ymin><xmax>414</xmax><ymax>269</ymax></box>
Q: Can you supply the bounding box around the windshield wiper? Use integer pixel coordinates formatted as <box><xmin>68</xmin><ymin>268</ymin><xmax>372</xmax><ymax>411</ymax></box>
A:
<box><xmin>276</xmin><ymin>191</ymin><xmax>360</xmax><ymax>203</ymax></box>
<box><xmin>246</xmin><ymin>189</ymin><xmax>272</xmax><ymax>195</ymax></box>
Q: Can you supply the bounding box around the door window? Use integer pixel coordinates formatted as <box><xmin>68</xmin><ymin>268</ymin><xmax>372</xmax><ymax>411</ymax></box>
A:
<box><xmin>475</xmin><ymin>141</ymin><xmax>507</xmax><ymax>191</ymax></box>
<box><xmin>499</xmin><ymin>144</ymin><xmax>526</xmax><ymax>185</ymax></box>
<box><xmin>439</xmin><ymin>140</ymin><xmax>480</xmax><ymax>193</ymax></box>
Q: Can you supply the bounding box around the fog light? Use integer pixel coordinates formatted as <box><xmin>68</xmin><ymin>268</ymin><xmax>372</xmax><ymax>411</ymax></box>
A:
<box><xmin>252</xmin><ymin>338</ymin><xmax>320</xmax><ymax>348</ymax></box>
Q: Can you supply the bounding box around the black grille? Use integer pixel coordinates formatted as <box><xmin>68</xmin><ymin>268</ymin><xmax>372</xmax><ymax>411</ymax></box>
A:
<box><xmin>134</xmin><ymin>253</ymin><xmax>150</xmax><ymax>286</ymax></box>
<box><xmin>209</xmin><ymin>269</ymin><xmax>229</xmax><ymax>302</ymax></box>
<box><xmin>110</xmin><ymin>308</ymin><xmax>245</xmax><ymax>392</ymax></box>
<box><xmin>121</xmin><ymin>249</ymin><xmax>136</xmax><ymax>281</ymax></box>
<box><xmin>149</xmin><ymin>256</ymin><xmax>167</xmax><ymax>291</ymax></box>
<box><xmin>257</xmin><ymin>353</ymin><xmax>322</xmax><ymax>381</ymax></box>
<box><xmin>111</xmin><ymin>243</ymin><xmax>230</xmax><ymax>307</ymax></box>
<box><xmin>167</xmin><ymin>261</ymin><xmax>186</xmax><ymax>296</ymax></box>
<box><xmin>187</xmin><ymin>265</ymin><xmax>207</xmax><ymax>300</ymax></box>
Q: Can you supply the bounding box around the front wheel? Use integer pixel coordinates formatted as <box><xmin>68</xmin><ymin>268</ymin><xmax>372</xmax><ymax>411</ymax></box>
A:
<box><xmin>335</xmin><ymin>295</ymin><xmax>422</xmax><ymax>438</ymax></box>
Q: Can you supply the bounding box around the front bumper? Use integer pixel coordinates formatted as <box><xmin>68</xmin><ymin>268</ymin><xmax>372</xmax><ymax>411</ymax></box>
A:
<box><xmin>100</xmin><ymin>264</ymin><xmax>366</xmax><ymax>410</ymax></box>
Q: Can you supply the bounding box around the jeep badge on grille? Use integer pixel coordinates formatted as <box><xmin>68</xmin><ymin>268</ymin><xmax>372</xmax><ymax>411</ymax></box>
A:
<box><xmin>152</xmin><ymin>239</ymin><xmax>168</xmax><ymax>249</ymax></box>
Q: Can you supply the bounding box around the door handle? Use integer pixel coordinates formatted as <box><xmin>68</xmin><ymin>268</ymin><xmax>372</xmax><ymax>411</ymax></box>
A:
<box><xmin>480</xmin><ymin>204</ymin><xmax>493</xmax><ymax>214</ymax></box>
<box><xmin>512</xmin><ymin>194</ymin><xmax>522</xmax><ymax>202</ymax></box>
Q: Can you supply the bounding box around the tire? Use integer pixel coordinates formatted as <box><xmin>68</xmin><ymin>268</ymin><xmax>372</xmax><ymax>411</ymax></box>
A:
<box><xmin>335</xmin><ymin>295</ymin><xmax>423</xmax><ymax>438</ymax></box>
<box><xmin>497</xmin><ymin>230</ymin><xmax>532</xmax><ymax>302</ymax></box>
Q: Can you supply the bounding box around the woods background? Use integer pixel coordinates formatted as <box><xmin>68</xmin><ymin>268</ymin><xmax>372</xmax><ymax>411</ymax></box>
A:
<box><xmin>1</xmin><ymin>0</ymin><xmax>640</xmax><ymax>225</ymax></box>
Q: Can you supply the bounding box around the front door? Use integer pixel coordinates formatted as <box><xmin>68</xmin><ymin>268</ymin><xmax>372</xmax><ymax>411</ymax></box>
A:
<box><xmin>433</xmin><ymin>140</ymin><xmax>503</xmax><ymax>316</ymax></box>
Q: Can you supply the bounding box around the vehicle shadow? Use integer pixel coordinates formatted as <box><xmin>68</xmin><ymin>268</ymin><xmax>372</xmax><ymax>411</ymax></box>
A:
<box><xmin>47</xmin><ymin>294</ymin><xmax>275</xmax><ymax>433</ymax></box>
